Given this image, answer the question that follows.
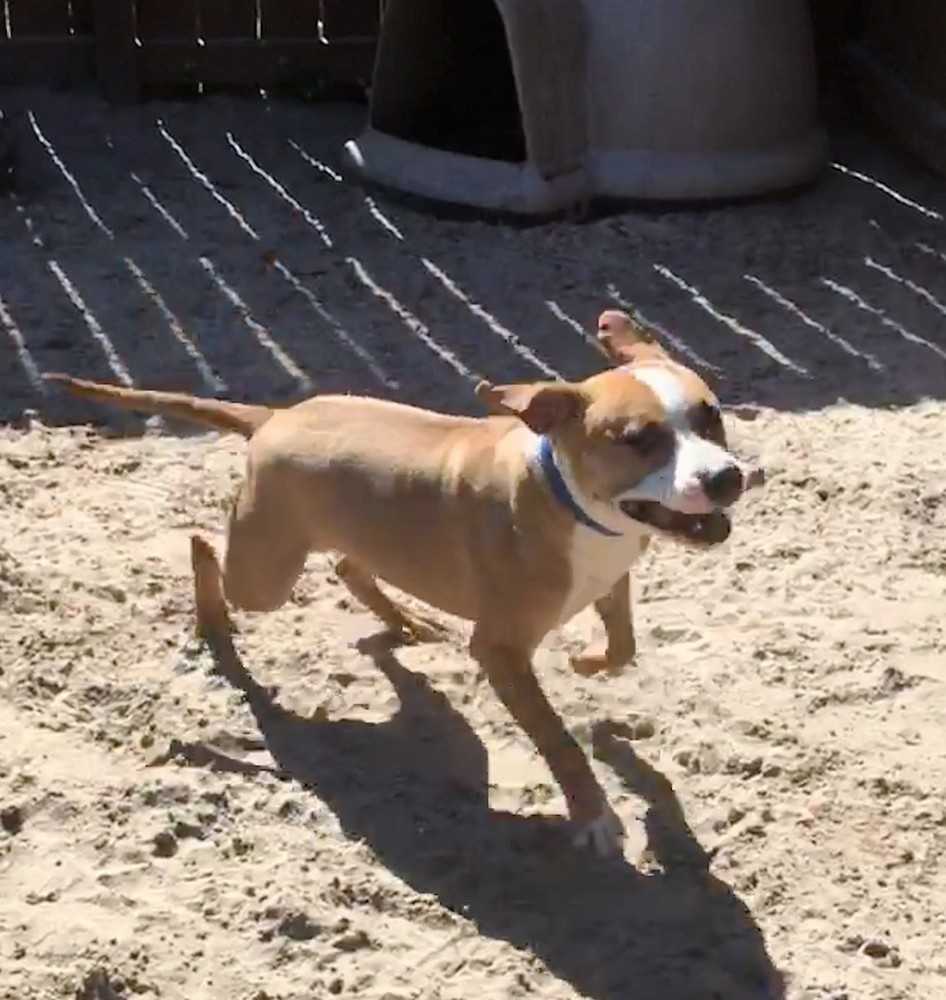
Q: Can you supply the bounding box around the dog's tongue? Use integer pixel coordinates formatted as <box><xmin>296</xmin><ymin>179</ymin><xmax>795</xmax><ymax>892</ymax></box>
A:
<box><xmin>620</xmin><ymin>501</ymin><xmax>731</xmax><ymax>544</ymax></box>
<box><xmin>651</xmin><ymin>506</ymin><xmax>731</xmax><ymax>543</ymax></box>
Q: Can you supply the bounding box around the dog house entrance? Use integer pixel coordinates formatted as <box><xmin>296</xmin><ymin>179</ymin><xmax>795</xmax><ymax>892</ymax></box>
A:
<box><xmin>370</xmin><ymin>0</ymin><xmax>527</xmax><ymax>163</ymax></box>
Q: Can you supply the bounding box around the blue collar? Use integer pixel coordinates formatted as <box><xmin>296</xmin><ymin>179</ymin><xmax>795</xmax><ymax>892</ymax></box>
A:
<box><xmin>537</xmin><ymin>435</ymin><xmax>622</xmax><ymax>538</ymax></box>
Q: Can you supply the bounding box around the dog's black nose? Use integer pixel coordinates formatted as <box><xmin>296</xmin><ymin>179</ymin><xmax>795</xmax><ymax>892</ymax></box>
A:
<box><xmin>700</xmin><ymin>465</ymin><xmax>744</xmax><ymax>507</ymax></box>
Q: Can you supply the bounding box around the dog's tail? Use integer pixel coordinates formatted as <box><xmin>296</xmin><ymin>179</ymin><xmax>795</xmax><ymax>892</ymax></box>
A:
<box><xmin>44</xmin><ymin>374</ymin><xmax>274</xmax><ymax>438</ymax></box>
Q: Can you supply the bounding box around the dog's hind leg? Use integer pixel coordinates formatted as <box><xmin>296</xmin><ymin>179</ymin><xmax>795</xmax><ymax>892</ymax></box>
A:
<box><xmin>218</xmin><ymin>479</ymin><xmax>308</xmax><ymax>614</ymax></box>
<box><xmin>335</xmin><ymin>557</ymin><xmax>448</xmax><ymax>644</ymax></box>
<box><xmin>192</xmin><ymin>535</ymin><xmax>234</xmax><ymax>640</ymax></box>
<box><xmin>570</xmin><ymin>573</ymin><xmax>637</xmax><ymax>677</ymax></box>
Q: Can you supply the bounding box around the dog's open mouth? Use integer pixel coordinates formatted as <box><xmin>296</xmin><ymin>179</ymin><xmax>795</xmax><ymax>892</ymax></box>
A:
<box><xmin>620</xmin><ymin>500</ymin><xmax>731</xmax><ymax>545</ymax></box>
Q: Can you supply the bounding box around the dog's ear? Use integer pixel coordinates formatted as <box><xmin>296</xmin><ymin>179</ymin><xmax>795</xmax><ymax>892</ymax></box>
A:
<box><xmin>596</xmin><ymin>309</ymin><xmax>667</xmax><ymax>366</ymax></box>
<box><xmin>476</xmin><ymin>380</ymin><xmax>584</xmax><ymax>433</ymax></box>
<box><xmin>474</xmin><ymin>379</ymin><xmax>507</xmax><ymax>415</ymax></box>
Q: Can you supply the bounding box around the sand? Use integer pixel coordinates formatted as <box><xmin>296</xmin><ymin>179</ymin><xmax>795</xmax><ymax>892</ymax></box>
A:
<box><xmin>1</xmin><ymin>89</ymin><xmax>945</xmax><ymax>1000</ymax></box>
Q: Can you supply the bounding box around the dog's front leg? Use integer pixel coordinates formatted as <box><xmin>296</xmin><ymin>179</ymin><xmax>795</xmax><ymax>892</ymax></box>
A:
<box><xmin>471</xmin><ymin>629</ymin><xmax>625</xmax><ymax>856</ymax></box>
<box><xmin>335</xmin><ymin>557</ymin><xmax>448</xmax><ymax>644</ymax></box>
<box><xmin>570</xmin><ymin>573</ymin><xmax>637</xmax><ymax>677</ymax></box>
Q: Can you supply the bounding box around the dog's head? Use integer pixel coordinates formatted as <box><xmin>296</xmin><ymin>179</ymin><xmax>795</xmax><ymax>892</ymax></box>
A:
<box><xmin>476</xmin><ymin>309</ymin><xmax>763</xmax><ymax>546</ymax></box>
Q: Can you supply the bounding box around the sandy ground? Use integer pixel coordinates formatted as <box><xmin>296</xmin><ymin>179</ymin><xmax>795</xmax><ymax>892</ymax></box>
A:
<box><xmin>1</xmin><ymin>89</ymin><xmax>946</xmax><ymax>1000</ymax></box>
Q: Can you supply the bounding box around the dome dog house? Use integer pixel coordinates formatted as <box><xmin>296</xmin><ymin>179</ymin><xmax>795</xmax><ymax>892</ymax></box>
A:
<box><xmin>344</xmin><ymin>0</ymin><xmax>827</xmax><ymax>213</ymax></box>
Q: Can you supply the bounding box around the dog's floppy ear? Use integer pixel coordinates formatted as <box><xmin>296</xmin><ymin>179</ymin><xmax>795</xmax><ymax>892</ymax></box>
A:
<box><xmin>596</xmin><ymin>309</ymin><xmax>667</xmax><ymax>366</ymax></box>
<box><xmin>475</xmin><ymin>380</ymin><xmax>583</xmax><ymax>433</ymax></box>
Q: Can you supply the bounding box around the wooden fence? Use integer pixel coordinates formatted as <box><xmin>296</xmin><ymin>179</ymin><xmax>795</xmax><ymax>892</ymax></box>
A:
<box><xmin>0</xmin><ymin>1</ymin><xmax>381</xmax><ymax>101</ymax></box>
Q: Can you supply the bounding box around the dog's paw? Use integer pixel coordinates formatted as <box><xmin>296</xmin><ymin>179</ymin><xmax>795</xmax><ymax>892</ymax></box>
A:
<box><xmin>572</xmin><ymin>807</ymin><xmax>626</xmax><ymax>857</ymax></box>
<box><xmin>398</xmin><ymin>612</ymin><xmax>450</xmax><ymax>645</ymax></box>
<box><xmin>569</xmin><ymin>644</ymin><xmax>634</xmax><ymax>677</ymax></box>
<box><xmin>570</xmin><ymin>650</ymin><xmax>608</xmax><ymax>676</ymax></box>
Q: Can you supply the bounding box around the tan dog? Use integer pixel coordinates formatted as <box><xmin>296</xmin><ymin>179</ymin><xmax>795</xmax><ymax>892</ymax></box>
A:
<box><xmin>46</xmin><ymin>309</ymin><xmax>762</xmax><ymax>856</ymax></box>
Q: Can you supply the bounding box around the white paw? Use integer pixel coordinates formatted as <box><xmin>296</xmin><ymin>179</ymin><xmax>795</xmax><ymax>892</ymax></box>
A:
<box><xmin>572</xmin><ymin>807</ymin><xmax>626</xmax><ymax>857</ymax></box>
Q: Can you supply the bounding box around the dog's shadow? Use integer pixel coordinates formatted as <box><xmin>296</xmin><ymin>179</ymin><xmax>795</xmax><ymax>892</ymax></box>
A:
<box><xmin>203</xmin><ymin>629</ymin><xmax>784</xmax><ymax>1000</ymax></box>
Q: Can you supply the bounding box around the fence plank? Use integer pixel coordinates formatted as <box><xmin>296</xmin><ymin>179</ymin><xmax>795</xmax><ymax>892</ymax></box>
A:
<box><xmin>137</xmin><ymin>0</ymin><xmax>199</xmax><ymax>39</ymax></box>
<box><xmin>201</xmin><ymin>0</ymin><xmax>258</xmax><ymax>39</ymax></box>
<box><xmin>8</xmin><ymin>0</ymin><xmax>71</xmax><ymax>36</ymax></box>
<box><xmin>93</xmin><ymin>0</ymin><xmax>139</xmax><ymax>102</ymax></box>
<box><xmin>70</xmin><ymin>0</ymin><xmax>96</xmax><ymax>35</ymax></box>
<box><xmin>0</xmin><ymin>0</ymin><xmax>376</xmax><ymax>96</ymax></box>
<box><xmin>139</xmin><ymin>38</ymin><xmax>373</xmax><ymax>86</ymax></box>
<box><xmin>320</xmin><ymin>0</ymin><xmax>379</xmax><ymax>42</ymax></box>
<box><xmin>0</xmin><ymin>38</ymin><xmax>94</xmax><ymax>83</ymax></box>
<box><xmin>260</xmin><ymin>0</ymin><xmax>319</xmax><ymax>39</ymax></box>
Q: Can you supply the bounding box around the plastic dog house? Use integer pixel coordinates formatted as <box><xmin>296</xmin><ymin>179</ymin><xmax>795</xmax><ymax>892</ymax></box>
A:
<box><xmin>344</xmin><ymin>0</ymin><xmax>827</xmax><ymax>213</ymax></box>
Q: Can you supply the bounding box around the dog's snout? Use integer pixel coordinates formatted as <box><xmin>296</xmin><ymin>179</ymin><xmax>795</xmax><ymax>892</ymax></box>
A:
<box><xmin>700</xmin><ymin>465</ymin><xmax>743</xmax><ymax>507</ymax></box>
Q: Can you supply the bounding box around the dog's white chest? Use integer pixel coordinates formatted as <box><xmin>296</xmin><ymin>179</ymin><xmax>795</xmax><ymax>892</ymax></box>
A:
<box><xmin>558</xmin><ymin>527</ymin><xmax>648</xmax><ymax>624</ymax></box>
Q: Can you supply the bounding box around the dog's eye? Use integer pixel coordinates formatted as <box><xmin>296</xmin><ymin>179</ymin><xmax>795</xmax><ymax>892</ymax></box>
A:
<box><xmin>692</xmin><ymin>402</ymin><xmax>724</xmax><ymax>442</ymax></box>
<box><xmin>623</xmin><ymin>422</ymin><xmax>669</xmax><ymax>456</ymax></box>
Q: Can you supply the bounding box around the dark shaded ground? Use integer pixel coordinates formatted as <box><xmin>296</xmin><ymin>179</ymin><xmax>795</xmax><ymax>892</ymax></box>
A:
<box><xmin>1</xmin><ymin>88</ymin><xmax>946</xmax><ymax>433</ymax></box>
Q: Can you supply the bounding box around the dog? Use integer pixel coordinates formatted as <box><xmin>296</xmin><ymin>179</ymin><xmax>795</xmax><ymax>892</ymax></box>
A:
<box><xmin>46</xmin><ymin>309</ymin><xmax>763</xmax><ymax>856</ymax></box>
